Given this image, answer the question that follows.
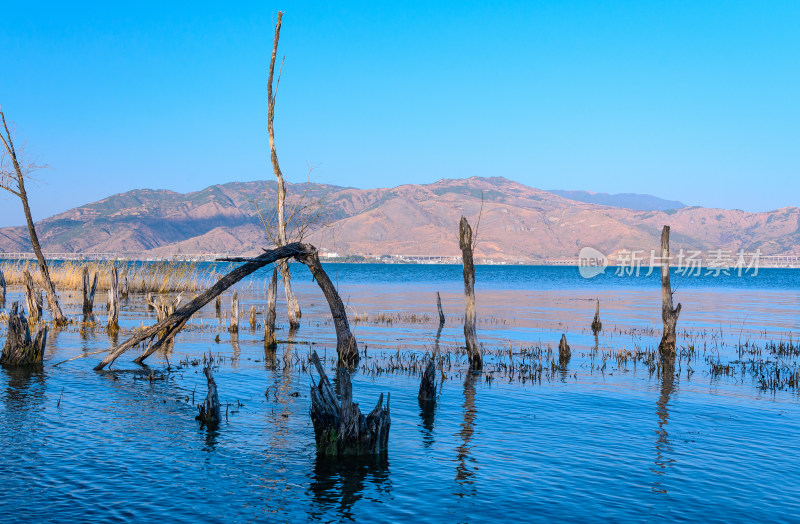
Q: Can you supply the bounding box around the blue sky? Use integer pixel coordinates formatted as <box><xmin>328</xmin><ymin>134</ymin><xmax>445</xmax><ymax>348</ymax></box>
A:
<box><xmin>1</xmin><ymin>1</ymin><xmax>798</xmax><ymax>226</ymax></box>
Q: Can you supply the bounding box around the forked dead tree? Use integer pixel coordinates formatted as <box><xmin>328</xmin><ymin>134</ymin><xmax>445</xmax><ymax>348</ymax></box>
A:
<box><xmin>658</xmin><ymin>225</ymin><xmax>681</xmax><ymax>361</ymax></box>
<box><xmin>309</xmin><ymin>351</ymin><xmax>390</xmax><ymax>455</ymax></box>
<box><xmin>1</xmin><ymin>302</ymin><xmax>47</xmax><ymax>366</ymax></box>
<box><xmin>93</xmin><ymin>243</ymin><xmax>359</xmax><ymax>370</ymax></box>
<box><xmin>459</xmin><ymin>216</ymin><xmax>482</xmax><ymax>371</ymax></box>
<box><xmin>0</xmin><ymin>108</ymin><xmax>67</xmax><ymax>325</ymax></box>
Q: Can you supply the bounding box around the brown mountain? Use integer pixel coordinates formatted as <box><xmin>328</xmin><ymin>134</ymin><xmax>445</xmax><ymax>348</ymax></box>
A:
<box><xmin>0</xmin><ymin>177</ymin><xmax>797</xmax><ymax>262</ymax></box>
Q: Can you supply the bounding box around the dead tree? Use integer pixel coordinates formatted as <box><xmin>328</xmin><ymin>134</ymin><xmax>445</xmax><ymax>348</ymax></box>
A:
<box><xmin>107</xmin><ymin>267</ymin><xmax>119</xmax><ymax>331</ymax></box>
<box><xmin>0</xmin><ymin>268</ymin><xmax>6</xmax><ymax>307</ymax></box>
<box><xmin>94</xmin><ymin>243</ymin><xmax>359</xmax><ymax>370</ymax></box>
<box><xmin>459</xmin><ymin>216</ymin><xmax>482</xmax><ymax>371</ymax></box>
<box><xmin>249</xmin><ymin>306</ymin><xmax>257</xmax><ymax>329</ymax></box>
<box><xmin>436</xmin><ymin>291</ymin><xmax>445</xmax><ymax>328</ymax></box>
<box><xmin>658</xmin><ymin>225</ymin><xmax>681</xmax><ymax>361</ymax></box>
<box><xmin>591</xmin><ymin>298</ymin><xmax>602</xmax><ymax>334</ymax></box>
<box><xmin>265</xmin><ymin>267</ymin><xmax>278</xmax><ymax>349</ymax></box>
<box><xmin>196</xmin><ymin>360</ymin><xmax>221</xmax><ymax>425</ymax></box>
<box><xmin>229</xmin><ymin>291</ymin><xmax>239</xmax><ymax>333</ymax></box>
<box><xmin>309</xmin><ymin>351</ymin><xmax>390</xmax><ymax>455</ymax></box>
<box><xmin>558</xmin><ymin>333</ymin><xmax>571</xmax><ymax>368</ymax></box>
<box><xmin>1</xmin><ymin>302</ymin><xmax>47</xmax><ymax>366</ymax></box>
<box><xmin>418</xmin><ymin>356</ymin><xmax>436</xmax><ymax>409</ymax></box>
<box><xmin>22</xmin><ymin>270</ymin><xmax>42</xmax><ymax>324</ymax></box>
<box><xmin>215</xmin><ymin>296</ymin><xmax>221</xmax><ymax>318</ymax></box>
<box><xmin>82</xmin><ymin>266</ymin><xmax>99</xmax><ymax>318</ymax></box>
<box><xmin>0</xmin><ymin>109</ymin><xmax>67</xmax><ymax>325</ymax></box>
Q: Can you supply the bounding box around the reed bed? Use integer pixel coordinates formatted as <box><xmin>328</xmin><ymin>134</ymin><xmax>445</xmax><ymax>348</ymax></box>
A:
<box><xmin>0</xmin><ymin>259</ymin><xmax>228</xmax><ymax>294</ymax></box>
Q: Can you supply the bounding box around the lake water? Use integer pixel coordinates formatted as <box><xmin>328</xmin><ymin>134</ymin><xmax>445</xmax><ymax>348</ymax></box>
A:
<box><xmin>1</xmin><ymin>264</ymin><xmax>799</xmax><ymax>522</ymax></box>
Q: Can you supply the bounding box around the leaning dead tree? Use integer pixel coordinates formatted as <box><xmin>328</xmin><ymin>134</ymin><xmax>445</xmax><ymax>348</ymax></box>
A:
<box><xmin>310</xmin><ymin>351</ymin><xmax>390</xmax><ymax>455</ymax></box>
<box><xmin>1</xmin><ymin>302</ymin><xmax>47</xmax><ymax>366</ymax></box>
<box><xmin>658</xmin><ymin>225</ymin><xmax>681</xmax><ymax>361</ymax></box>
<box><xmin>459</xmin><ymin>216</ymin><xmax>482</xmax><ymax>371</ymax></box>
<box><xmin>93</xmin><ymin>243</ymin><xmax>359</xmax><ymax>370</ymax></box>
<box><xmin>0</xmin><ymin>108</ymin><xmax>67</xmax><ymax>325</ymax></box>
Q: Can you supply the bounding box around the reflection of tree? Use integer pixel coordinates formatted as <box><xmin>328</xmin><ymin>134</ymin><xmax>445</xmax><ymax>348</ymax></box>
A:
<box><xmin>2</xmin><ymin>366</ymin><xmax>46</xmax><ymax>458</ymax></box>
<box><xmin>651</xmin><ymin>362</ymin><xmax>676</xmax><ymax>494</ymax></box>
<box><xmin>455</xmin><ymin>372</ymin><xmax>478</xmax><ymax>495</ymax></box>
<box><xmin>309</xmin><ymin>453</ymin><xmax>390</xmax><ymax>520</ymax></box>
<box><xmin>230</xmin><ymin>333</ymin><xmax>241</xmax><ymax>368</ymax></box>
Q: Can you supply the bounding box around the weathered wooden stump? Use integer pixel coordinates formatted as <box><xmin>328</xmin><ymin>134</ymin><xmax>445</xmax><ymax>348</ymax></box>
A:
<box><xmin>23</xmin><ymin>270</ymin><xmax>42</xmax><ymax>324</ymax></box>
<box><xmin>249</xmin><ymin>306</ymin><xmax>257</xmax><ymax>329</ymax></box>
<box><xmin>309</xmin><ymin>351</ymin><xmax>390</xmax><ymax>456</ymax></box>
<box><xmin>657</xmin><ymin>226</ymin><xmax>681</xmax><ymax>362</ymax></box>
<box><xmin>229</xmin><ymin>291</ymin><xmax>239</xmax><ymax>333</ymax></box>
<box><xmin>1</xmin><ymin>302</ymin><xmax>47</xmax><ymax>366</ymax></box>
<box><xmin>591</xmin><ymin>298</ymin><xmax>602</xmax><ymax>334</ymax></box>
<box><xmin>215</xmin><ymin>296</ymin><xmax>221</xmax><ymax>319</ymax></box>
<box><xmin>459</xmin><ymin>216</ymin><xmax>482</xmax><ymax>371</ymax></box>
<box><xmin>265</xmin><ymin>267</ymin><xmax>278</xmax><ymax>350</ymax></box>
<box><xmin>558</xmin><ymin>333</ymin><xmax>571</xmax><ymax>368</ymax></box>
<box><xmin>418</xmin><ymin>356</ymin><xmax>436</xmax><ymax>409</ymax></box>
<box><xmin>82</xmin><ymin>266</ymin><xmax>99</xmax><ymax>318</ymax></box>
<box><xmin>196</xmin><ymin>360</ymin><xmax>221</xmax><ymax>425</ymax></box>
<box><xmin>107</xmin><ymin>267</ymin><xmax>119</xmax><ymax>330</ymax></box>
<box><xmin>0</xmin><ymin>269</ymin><xmax>6</xmax><ymax>307</ymax></box>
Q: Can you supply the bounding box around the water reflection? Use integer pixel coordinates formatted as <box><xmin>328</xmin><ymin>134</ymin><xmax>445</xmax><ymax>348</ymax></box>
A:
<box><xmin>310</xmin><ymin>454</ymin><xmax>391</xmax><ymax>520</ymax></box>
<box><xmin>651</xmin><ymin>362</ymin><xmax>677</xmax><ymax>494</ymax></box>
<box><xmin>455</xmin><ymin>372</ymin><xmax>478</xmax><ymax>496</ymax></box>
<box><xmin>230</xmin><ymin>333</ymin><xmax>241</xmax><ymax>367</ymax></box>
<box><xmin>2</xmin><ymin>365</ymin><xmax>46</xmax><ymax>412</ymax></box>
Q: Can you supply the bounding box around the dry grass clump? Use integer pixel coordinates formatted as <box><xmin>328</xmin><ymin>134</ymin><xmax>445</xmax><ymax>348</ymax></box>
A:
<box><xmin>0</xmin><ymin>260</ymin><xmax>225</xmax><ymax>294</ymax></box>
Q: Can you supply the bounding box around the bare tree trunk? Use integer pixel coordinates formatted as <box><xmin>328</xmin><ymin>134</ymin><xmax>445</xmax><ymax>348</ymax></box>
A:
<box><xmin>436</xmin><ymin>291</ymin><xmax>445</xmax><ymax>328</ymax></box>
<box><xmin>0</xmin><ymin>269</ymin><xmax>6</xmax><ymax>308</ymax></box>
<box><xmin>459</xmin><ymin>216</ymin><xmax>482</xmax><ymax>371</ymax></box>
<box><xmin>279</xmin><ymin>261</ymin><xmax>301</xmax><ymax>328</ymax></box>
<box><xmin>107</xmin><ymin>267</ymin><xmax>119</xmax><ymax>331</ymax></box>
<box><xmin>215</xmin><ymin>295</ymin><xmax>221</xmax><ymax>319</ymax></box>
<box><xmin>1</xmin><ymin>302</ymin><xmax>47</xmax><ymax>366</ymax></box>
<box><xmin>591</xmin><ymin>298</ymin><xmax>602</xmax><ymax>334</ymax></box>
<box><xmin>82</xmin><ymin>266</ymin><xmax>98</xmax><ymax>318</ymax></box>
<box><xmin>229</xmin><ymin>291</ymin><xmax>239</xmax><ymax>333</ymax></box>
<box><xmin>309</xmin><ymin>350</ymin><xmax>390</xmax><ymax>455</ymax></box>
<box><xmin>23</xmin><ymin>270</ymin><xmax>42</xmax><ymax>325</ymax></box>
<box><xmin>265</xmin><ymin>267</ymin><xmax>278</xmax><ymax>349</ymax></box>
<box><xmin>658</xmin><ymin>226</ymin><xmax>681</xmax><ymax>362</ymax></box>
<box><xmin>248</xmin><ymin>306</ymin><xmax>257</xmax><ymax>329</ymax></box>
<box><xmin>196</xmin><ymin>361</ymin><xmax>221</xmax><ymax>425</ymax></box>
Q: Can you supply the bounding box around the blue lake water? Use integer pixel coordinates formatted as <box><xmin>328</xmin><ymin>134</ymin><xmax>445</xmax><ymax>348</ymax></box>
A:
<box><xmin>0</xmin><ymin>263</ymin><xmax>799</xmax><ymax>522</ymax></box>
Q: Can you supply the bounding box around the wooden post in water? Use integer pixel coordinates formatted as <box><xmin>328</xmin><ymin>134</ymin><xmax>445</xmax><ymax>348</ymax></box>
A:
<box><xmin>591</xmin><ymin>298</ymin><xmax>602</xmax><ymax>334</ymax></box>
<box><xmin>265</xmin><ymin>267</ymin><xmax>278</xmax><ymax>349</ymax></box>
<box><xmin>249</xmin><ymin>306</ymin><xmax>257</xmax><ymax>329</ymax></box>
<box><xmin>658</xmin><ymin>225</ymin><xmax>681</xmax><ymax>362</ymax></box>
<box><xmin>82</xmin><ymin>266</ymin><xmax>98</xmax><ymax>318</ymax></box>
<box><xmin>0</xmin><ymin>269</ymin><xmax>6</xmax><ymax>307</ymax></box>
<box><xmin>0</xmin><ymin>302</ymin><xmax>47</xmax><ymax>366</ymax></box>
<box><xmin>196</xmin><ymin>360</ymin><xmax>221</xmax><ymax>425</ymax></box>
<box><xmin>229</xmin><ymin>291</ymin><xmax>239</xmax><ymax>333</ymax></box>
<box><xmin>459</xmin><ymin>216</ymin><xmax>482</xmax><ymax>371</ymax></box>
<box><xmin>107</xmin><ymin>267</ymin><xmax>119</xmax><ymax>330</ymax></box>
<box><xmin>23</xmin><ymin>270</ymin><xmax>42</xmax><ymax>325</ymax></box>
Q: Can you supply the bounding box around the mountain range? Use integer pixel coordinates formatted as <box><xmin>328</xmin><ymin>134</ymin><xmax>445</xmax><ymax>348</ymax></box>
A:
<box><xmin>0</xmin><ymin>177</ymin><xmax>797</xmax><ymax>262</ymax></box>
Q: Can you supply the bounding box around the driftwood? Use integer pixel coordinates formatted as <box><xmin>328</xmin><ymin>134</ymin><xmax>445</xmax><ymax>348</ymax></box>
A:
<box><xmin>436</xmin><ymin>291</ymin><xmax>445</xmax><ymax>328</ymax></box>
<box><xmin>107</xmin><ymin>267</ymin><xmax>119</xmax><ymax>330</ymax></box>
<box><xmin>658</xmin><ymin>226</ymin><xmax>681</xmax><ymax>361</ymax></box>
<box><xmin>309</xmin><ymin>351</ymin><xmax>390</xmax><ymax>455</ymax></box>
<box><xmin>94</xmin><ymin>243</ymin><xmax>357</xmax><ymax>370</ymax></box>
<box><xmin>82</xmin><ymin>266</ymin><xmax>99</xmax><ymax>318</ymax></box>
<box><xmin>1</xmin><ymin>302</ymin><xmax>47</xmax><ymax>366</ymax></box>
<box><xmin>591</xmin><ymin>298</ymin><xmax>602</xmax><ymax>334</ymax></box>
<box><xmin>459</xmin><ymin>216</ymin><xmax>482</xmax><ymax>371</ymax></box>
<box><xmin>265</xmin><ymin>267</ymin><xmax>278</xmax><ymax>349</ymax></box>
<box><xmin>0</xmin><ymin>269</ymin><xmax>6</xmax><ymax>307</ymax></box>
<box><xmin>229</xmin><ymin>291</ymin><xmax>239</xmax><ymax>333</ymax></box>
<box><xmin>558</xmin><ymin>334</ymin><xmax>571</xmax><ymax>368</ymax></box>
<box><xmin>196</xmin><ymin>361</ymin><xmax>221</xmax><ymax>425</ymax></box>
<box><xmin>23</xmin><ymin>270</ymin><xmax>43</xmax><ymax>324</ymax></box>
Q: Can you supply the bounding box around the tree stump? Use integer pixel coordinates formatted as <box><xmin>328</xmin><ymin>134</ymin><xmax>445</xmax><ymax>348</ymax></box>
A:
<box><xmin>23</xmin><ymin>270</ymin><xmax>42</xmax><ymax>324</ymax></box>
<box><xmin>249</xmin><ymin>306</ymin><xmax>257</xmax><ymax>329</ymax></box>
<box><xmin>459</xmin><ymin>216</ymin><xmax>482</xmax><ymax>371</ymax></box>
<box><xmin>418</xmin><ymin>356</ymin><xmax>436</xmax><ymax>409</ymax></box>
<box><xmin>196</xmin><ymin>360</ymin><xmax>221</xmax><ymax>425</ymax></box>
<box><xmin>591</xmin><ymin>298</ymin><xmax>602</xmax><ymax>334</ymax></box>
<box><xmin>558</xmin><ymin>333</ymin><xmax>571</xmax><ymax>368</ymax></box>
<box><xmin>309</xmin><ymin>351</ymin><xmax>390</xmax><ymax>455</ymax></box>
<box><xmin>82</xmin><ymin>266</ymin><xmax>99</xmax><ymax>318</ymax></box>
<box><xmin>265</xmin><ymin>267</ymin><xmax>278</xmax><ymax>350</ymax></box>
<box><xmin>436</xmin><ymin>291</ymin><xmax>445</xmax><ymax>328</ymax></box>
<box><xmin>658</xmin><ymin>226</ymin><xmax>681</xmax><ymax>362</ymax></box>
<box><xmin>229</xmin><ymin>291</ymin><xmax>239</xmax><ymax>333</ymax></box>
<box><xmin>107</xmin><ymin>267</ymin><xmax>119</xmax><ymax>330</ymax></box>
<box><xmin>1</xmin><ymin>302</ymin><xmax>47</xmax><ymax>366</ymax></box>
<box><xmin>215</xmin><ymin>296</ymin><xmax>221</xmax><ymax>319</ymax></box>
<box><xmin>0</xmin><ymin>269</ymin><xmax>6</xmax><ymax>308</ymax></box>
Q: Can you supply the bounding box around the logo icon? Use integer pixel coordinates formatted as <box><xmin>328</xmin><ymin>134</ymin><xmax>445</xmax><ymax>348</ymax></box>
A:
<box><xmin>578</xmin><ymin>247</ymin><xmax>608</xmax><ymax>279</ymax></box>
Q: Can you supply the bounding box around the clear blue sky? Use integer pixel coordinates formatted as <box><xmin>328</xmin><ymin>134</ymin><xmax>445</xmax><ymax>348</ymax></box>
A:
<box><xmin>1</xmin><ymin>1</ymin><xmax>798</xmax><ymax>226</ymax></box>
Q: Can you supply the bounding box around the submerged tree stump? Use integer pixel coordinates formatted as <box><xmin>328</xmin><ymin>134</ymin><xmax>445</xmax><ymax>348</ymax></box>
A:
<box><xmin>265</xmin><ymin>267</ymin><xmax>278</xmax><ymax>350</ymax></box>
<box><xmin>418</xmin><ymin>355</ymin><xmax>436</xmax><ymax>409</ymax></box>
<box><xmin>658</xmin><ymin>226</ymin><xmax>681</xmax><ymax>362</ymax></box>
<box><xmin>591</xmin><ymin>298</ymin><xmax>602</xmax><ymax>334</ymax></box>
<box><xmin>107</xmin><ymin>267</ymin><xmax>119</xmax><ymax>330</ymax></box>
<box><xmin>558</xmin><ymin>333</ymin><xmax>571</xmax><ymax>368</ymax></box>
<box><xmin>229</xmin><ymin>291</ymin><xmax>239</xmax><ymax>333</ymax></box>
<box><xmin>0</xmin><ymin>269</ymin><xmax>6</xmax><ymax>307</ymax></box>
<box><xmin>82</xmin><ymin>266</ymin><xmax>99</xmax><ymax>318</ymax></box>
<box><xmin>23</xmin><ymin>270</ymin><xmax>42</xmax><ymax>325</ymax></box>
<box><xmin>309</xmin><ymin>351</ymin><xmax>390</xmax><ymax>456</ymax></box>
<box><xmin>459</xmin><ymin>216</ymin><xmax>482</xmax><ymax>371</ymax></box>
<box><xmin>436</xmin><ymin>291</ymin><xmax>445</xmax><ymax>328</ymax></box>
<box><xmin>1</xmin><ymin>302</ymin><xmax>47</xmax><ymax>366</ymax></box>
<box><xmin>196</xmin><ymin>361</ymin><xmax>221</xmax><ymax>425</ymax></box>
